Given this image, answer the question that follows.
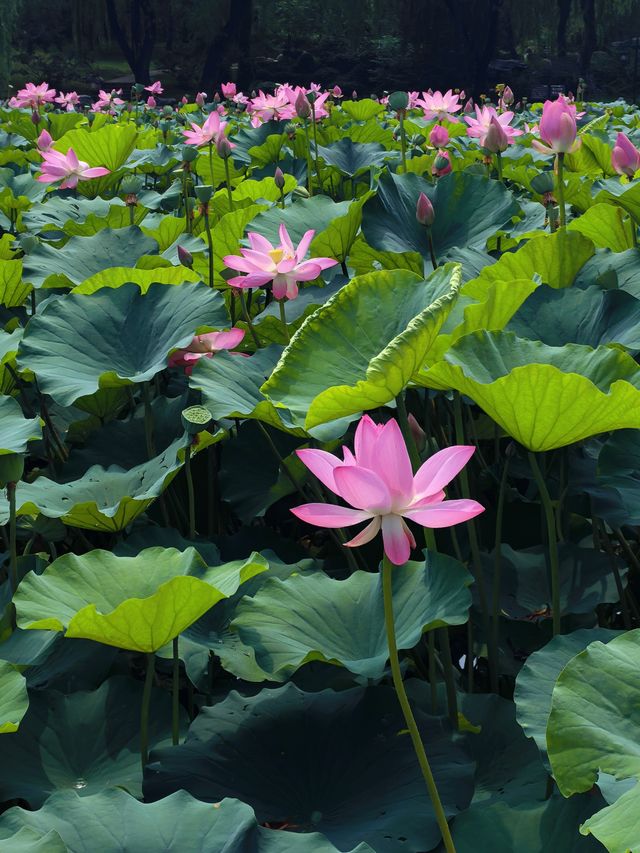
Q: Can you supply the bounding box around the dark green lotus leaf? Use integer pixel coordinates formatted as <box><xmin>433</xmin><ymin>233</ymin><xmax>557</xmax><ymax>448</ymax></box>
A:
<box><xmin>145</xmin><ymin>683</ymin><xmax>474</xmax><ymax>853</ymax></box>
<box><xmin>0</xmin><ymin>827</ymin><xmax>67</xmax><ymax>853</ymax></box>
<box><xmin>0</xmin><ymin>259</ymin><xmax>31</xmax><ymax>307</ymax></box>
<box><xmin>230</xmin><ymin>551</ymin><xmax>472</xmax><ymax>680</ymax></box>
<box><xmin>251</xmin><ymin>279</ymin><xmax>346</xmax><ymax>345</ymax></box>
<box><xmin>262</xmin><ymin>265</ymin><xmax>461</xmax><ymax>432</ymax></box>
<box><xmin>317</xmin><ymin>139</ymin><xmax>396</xmax><ymax>177</ymax></box>
<box><xmin>18</xmin><ymin>282</ymin><xmax>228</xmax><ymax>405</ymax></box>
<box><xmin>515</xmin><ymin>629</ymin><xmax>621</xmax><ymax>762</ymax></box>
<box><xmin>0</xmin><ymin>675</ymin><xmax>184</xmax><ymax>806</ymax></box>
<box><xmin>361</xmin><ymin>170</ymin><xmax>520</xmax><ymax>261</ymax></box>
<box><xmin>422</xmin><ymin>330</ymin><xmax>640</xmax><ymax>451</ymax></box>
<box><xmin>6</xmin><ymin>633</ymin><xmax>117</xmax><ymax>693</ymax></box>
<box><xmin>0</xmin><ymin>432</ymin><xmax>221</xmax><ymax>531</ymax></box>
<box><xmin>509</xmin><ymin>284</ymin><xmax>640</xmax><ymax>350</ymax></box>
<box><xmin>21</xmin><ymin>196</ymin><xmax>116</xmax><ymax>234</ymax></box>
<box><xmin>21</xmin><ymin>227</ymin><xmax>158</xmax><ymax>288</ymax></box>
<box><xmin>596</xmin><ymin>429</ymin><xmax>640</xmax><ymax>526</ymax></box>
<box><xmin>14</xmin><ymin>547</ymin><xmax>268</xmax><ymax>652</ymax></box>
<box><xmin>567</xmin><ymin>202</ymin><xmax>636</xmax><ymax>252</ymax></box>
<box><xmin>575</xmin><ymin>248</ymin><xmax>640</xmax><ymax>296</ymax></box>
<box><xmin>0</xmin><ymin>660</ymin><xmax>28</xmax><ymax>733</ymax></box>
<box><xmin>0</xmin><ymin>789</ymin><xmax>370</xmax><ymax>853</ymax></box>
<box><xmin>0</xmin><ymin>395</ymin><xmax>42</xmax><ymax>455</ymax></box>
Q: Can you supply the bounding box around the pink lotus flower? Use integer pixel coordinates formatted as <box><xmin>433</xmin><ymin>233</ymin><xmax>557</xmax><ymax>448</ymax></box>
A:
<box><xmin>223</xmin><ymin>224</ymin><xmax>338</xmax><ymax>300</ymax></box>
<box><xmin>54</xmin><ymin>91</ymin><xmax>80</xmax><ymax>111</ymax></box>
<box><xmin>183</xmin><ymin>111</ymin><xmax>227</xmax><ymax>147</ymax></box>
<box><xmin>283</xmin><ymin>86</ymin><xmax>330</xmax><ymax>121</ymax></box>
<box><xmin>291</xmin><ymin>415</ymin><xmax>484</xmax><ymax>565</ymax></box>
<box><xmin>465</xmin><ymin>105</ymin><xmax>522</xmax><ymax>147</ymax></box>
<box><xmin>612</xmin><ymin>132</ymin><xmax>640</xmax><ymax>178</ymax></box>
<box><xmin>168</xmin><ymin>328</ymin><xmax>245</xmax><ymax>374</ymax></box>
<box><xmin>37</xmin><ymin>148</ymin><xmax>110</xmax><ymax>189</ymax></box>
<box><xmin>247</xmin><ymin>90</ymin><xmax>296</xmax><ymax>127</ymax></box>
<box><xmin>92</xmin><ymin>89</ymin><xmax>125</xmax><ymax>113</ymax></box>
<box><xmin>146</xmin><ymin>96</ymin><xmax>157</xmax><ymax>108</ymax></box>
<box><xmin>13</xmin><ymin>82</ymin><xmax>56</xmax><ymax>109</ymax></box>
<box><xmin>531</xmin><ymin>98</ymin><xmax>581</xmax><ymax>155</ymax></box>
<box><xmin>483</xmin><ymin>116</ymin><xmax>509</xmax><ymax>153</ymax></box>
<box><xmin>221</xmin><ymin>82</ymin><xmax>237</xmax><ymax>98</ymax></box>
<box><xmin>432</xmin><ymin>149</ymin><xmax>452</xmax><ymax>177</ymax></box>
<box><xmin>195</xmin><ymin>91</ymin><xmax>207</xmax><ymax>107</ymax></box>
<box><xmin>36</xmin><ymin>129</ymin><xmax>53</xmax><ymax>152</ymax></box>
<box><xmin>145</xmin><ymin>81</ymin><xmax>163</xmax><ymax>95</ymax></box>
<box><xmin>417</xmin><ymin>89</ymin><xmax>461</xmax><ymax>122</ymax></box>
<box><xmin>330</xmin><ymin>85</ymin><xmax>343</xmax><ymax>99</ymax></box>
<box><xmin>429</xmin><ymin>124</ymin><xmax>449</xmax><ymax>148</ymax></box>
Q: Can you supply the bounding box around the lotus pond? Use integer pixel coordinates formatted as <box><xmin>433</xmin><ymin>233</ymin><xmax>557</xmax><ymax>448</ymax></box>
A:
<box><xmin>0</xmin><ymin>82</ymin><xmax>640</xmax><ymax>853</ymax></box>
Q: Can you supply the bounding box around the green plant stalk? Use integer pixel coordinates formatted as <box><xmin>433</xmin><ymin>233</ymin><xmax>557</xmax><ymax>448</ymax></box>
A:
<box><xmin>239</xmin><ymin>290</ymin><xmax>261</xmax><ymax>348</ymax></box>
<box><xmin>203</xmin><ymin>209</ymin><xmax>214</xmax><ymax>288</ymax></box>
<box><xmin>427</xmin><ymin>631</ymin><xmax>438</xmax><ymax>713</ymax></box>
<box><xmin>208</xmin><ymin>141</ymin><xmax>214</xmax><ymax>185</ymax></box>
<box><xmin>172</xmin><ymin>637</ymin><xmax>180</xmax><ymax>745</ymax></box>
<box><xmin>140</xmin><ymin>653</ymin><xmax>155</xmax><ymax>768</ymax></box>
<box><xmin>279</xmin><ymin>188</ymin><xmax>285</xmax><ymax>209</ymax></box>
<box><xmin>437</xmin><ymin>628</ymin><xmax>458</xmax><ymax>729</ymax></box>
<box><xmin>7</xmin><ymin>482</ymin><xmax>17</xmax><ymax>595</ymax></box>
<box><xmin>529</xmin><ymin>452</ymin><xmax>562</xmax><ymax>635</ymax></box>
<box><xmin>310</xmin><ymin>103</ymin><xmax>322</xmax><ymax>191</ymax></box>
<box><xmin>427</xmin><ymin>228</ymin><xmax>438</xmax><ymax>271</ymax></box>
<box><xmin>382</xmin><ymin>554</ymin><xmax>456</xmax><ymax>853</ymax></box>
<box><xmin>142</xmin><ymin>382</ymin><xmax>156</xmax><ymax>458</ymax></box>
<box><xmin>223</xmin><ymin>157</ymin><xmax>234</xmax><ymax>210</ymax></box>
<box><xmin>302</xmin><ymin>120</ymin><xmax>314</xmax><ymax>195</ymax></box>
<box><xmin>490</xmin><ymin>456</ymin><xmax>510</xmax><ymax>693</ymax></box>
<box><xmin>399</xmin><ymin>111</ymin><xmax>407</xmax><ymax>173</ymax></box>
<box><xmin>556</xmin><ymin>152</ymin><xmax>566</xmax><ymax>227</ymax></box>
<box><xmin>182</xmin><ymin>168</ymin><xmax>192</xmax><ymax>234</ymax></box>
<box><xmin>279</xmin><ymin>299</ymin><xmax>290</xmax><ymax>343</ymax></box>
<box><xmin>495</xmin><ymin>151</ymin><xmax>503</xmax><ymax>182</ymax></box>
<box><xmin>184</xmin><ymin>443</ymin><xmax>196</xmax><ymax>539</ymax></box>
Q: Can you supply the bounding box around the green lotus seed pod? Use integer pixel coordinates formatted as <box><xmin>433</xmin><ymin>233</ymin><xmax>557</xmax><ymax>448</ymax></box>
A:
<box><xmin>182</xmin><ymin>145</ymin><xmax>199</xmax><ymax>163</ymax></box>
<box><xmin>530</xmin><ymin>170</ymin><xmax>555</xmax><ymax>195</ymax></box>
<box><xmin>181</xmin><ymin>405</ymin><xmax>213</xmax><ymax>435</ymax></box>
<box><xmin>388</xmin><ymin>91</ymin><xmax>409</xmax><ymax>111</ymax></box>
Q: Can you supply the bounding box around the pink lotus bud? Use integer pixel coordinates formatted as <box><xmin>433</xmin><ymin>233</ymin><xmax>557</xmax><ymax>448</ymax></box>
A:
<box><xmin>464</xmin><ymin>98</ymin><xmax>474</xmax><ymax>114</ymax></box>
<box><xmin>407</xmin><ymin>413</ymin><xmax>426</xmax><ymax>453</ymax></box>
<box><xmin>215</xmin><ymin>133</ymin><xmax>232</xmax><ymax>159</ymax></box>
<box><xmin>429</xmin><ymin>124</ymin><xmax>449</xmax><ymax>148</ymax></box>
<box><xmin>213</xmin><ymin>93</ymin><xmax>221</xmax><ymax>103</ymax></box>
<box><xmin>331</xmin><ymin>85</ymin><xmax>343</xmax><ymax>98</ymax></box>
<box><xmin>146</xmin><ymin>96</ymin><xmax>157</xmax><ymax>108</ymax></box>
<box><xmin>221</xmin><ymin>82</ymin><xmax>237</xmax><ymax>98</ymax></box>
<box><xmin>195</xmin><ymin>91</ymin><xmax>207</xmax><ymax>107</ymax></box>
<box><xmin>352</xmin><ymin>90</ymin><xmax>358</xmax><ymax>100</ymax></box>
<box><xmin>459</xmin><ymin>90</ymin><xmax>465</xmax><ymax>99</ymax></box>
<box><xmin>612</xmin><ymin>132</ymin><xmax>640</xmax><ymax>178</ymax></box>
<box><xmin>536</xmin><ymin>98</ymin><xmax>579</xmax><ymax>154</ymax></box>
<box><xmin>181</xmin><ymin>95</ymin><xmax>188</xmax><ymax>105</ymax></box>
<box><xmin>502</xmin><ymin>85</ymin><xmax>514</xmax><ymax>105</ymax></box>
<box><xmin>178</xmin><ymin>246</ymin><xmax>193</xmax><ymax>268</ymax></box>
<box><xmin>36</xmin><ymin>129</ymin><xmax>53</xmax><ymax>152</ymax></box>
<box><xmin>483</xmin><ymin>116</ymin><xmax>509</xmax><ymax>153</ymax></box>
<box><xmin>295</xmin><ymin>90</ymin><xmax>311</xmax><ymax>119</ymax></box>
<box><xmin>432</xmin><ymin>149</ymin><xmax>452</xmax><ymax>177</ymax></box>
<box><xmin>416</xmin><ymin>192</ymin><xmax>435</xmax><ymax>226</ymax></box>
<box><xmin>31</xmin><ymin>110</ymin><xmax>40</xmax><ymax>125</ymax></box>
<box><xmin>274</xmin><ymin>166</ymin><xmax>285</xmax><ymax>189</ymax></box>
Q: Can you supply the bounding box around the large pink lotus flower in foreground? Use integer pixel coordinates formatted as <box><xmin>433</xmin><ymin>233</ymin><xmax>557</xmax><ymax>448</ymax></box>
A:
<box><xmin>531</xmin><ymin>98</ymin><xmax>580</xmax><ymax>155</ymax></box>
<box><xmin>223</xmin><ymin>224</ymin><xmax>338</xmax><ymax>300</ymax></box>
<box><xmin>183</xmin><ymin>111</ymin><xmax>227</xmax><ymax>147</ymax></box>
<box><xmin>168</xmin><ymin>328</ymin><xmax>245</xmax><ymax>374</ymax></box>
<box><xmin>291</xmin><ymin>416</ymin><xmax>484</xmax><ymax>565</ymax></box>
<box><xmin>612</xmin><ymin>132</ymin><xmax>640</xmax><ymax>178</ymax></box>
<box><xmin>37</xmin><ymin>148</ymin><xmax>110</xmax><ymax>189</ymax></box>
<box><xmin>12</xmin><ymin>82</ymin><xmax>56</xmax><ymax>109</ymax></box>
<box><xmin>417</xmin><ymin>89</ymin><xmax>461</xmax><ymax>122</ymax></box>
<box><xmin>465</xmin><ymin>105</ymin><xmax>522</xmax><ymax>147</ymax></box>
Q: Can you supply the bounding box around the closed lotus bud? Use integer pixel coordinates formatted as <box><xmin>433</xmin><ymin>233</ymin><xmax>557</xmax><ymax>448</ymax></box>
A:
<box><xmin>352</xmin><ymin>90</ymin><xmax>358</xmax><ymax>100</ymax></box>
<box><xmin>31</xmin><ymin>110</ymin><xmax>40</xmax><ymax>125</ymax></box>
<box><xmin>147</xmin><ymin>96</ymin><xmax>157</xmax><ymax>108</ymax></box>
<box><xmin>483</xmin><ymin>116</ymin><xmax>509</xmax><ymax>153</ymax></box>
<box><xmin>388</xmin><ymin>90</ymin><xmax>409</xmax><ymax>112</ymax></box>
<box><xmin>416</xmin><ymin>192</ymin><xmax>435</xmax><ymax>226</ymax></box>
<box><xmin>274</xmin><ymin>166</ymin><xmax>285</xmax><ymax>189</ymax></box>
<box><xmin>611</xmin><ymin>132</ymin><xmax>640</xmax><ymax>178</ymax></box>
<box><xmin>432</xmin><ymin>150</ymin><xmax>452</xmax><ymax>176</ymax></box>
<box><xmin>213</xmin><ymin>93</ymin><xmax>221</xmax><ymax>103</ymax></box>
<box><xmin>293</xmin><ymin>185</ymin><xmax>310</xmax><ymax>198</ymax></box>
<box><xmin>295</xmin><ymin>90</ymin><xmax>311</xmax><ymax>119</ymax></box>
<box><xmin>407</xmin><ymin>413</ymin><xmax>426</xmax><ymax>453</ymax></box>
<box><xmin>0</xmin><ymin>453</ymin><xmax>24</xmax><ymax>488</ymax></box>
<box><xmin>195</xmin><ymin>184</ymin><xmax>213</xmax><ymax>203</ymax></box>
<box><xmin>195</xmin><ymin>91</ymin><xmax>207</xmax><ymax>107</ymax></box>
<box><xmin>178</xmin><ymin>245</ymin><xmax>194</xmax><ymax>268</ymax></box>
<box><xmin>429</xmin><ymin>124</ymin><xmax>449</xmax><ymax>148</ymax></box>
<box><xmin>181</xmin><ymin>95</ymin><xmax>188</xmax><ymax>105</ymax></box>
<box><xmin>502</xmin><ymin>85</ymin><xmax>514</xmax><ymax>105</ymax></box>
<box><xmin>215</xmin><ymin>133</ymin><xmax>232</xmax><ymax>159</ymax></box>
<box><xmin>464</xmin><ymin>98</ymin><xmax>474</xmax><ymax>114</ymax></box>
<box><xmin>36</xmin><ymin>128</ymin><xmax>53</xmax><ymax>152</ymax></box>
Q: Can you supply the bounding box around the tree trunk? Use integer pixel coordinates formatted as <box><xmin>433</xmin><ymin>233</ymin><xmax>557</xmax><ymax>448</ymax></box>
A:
<box><xmin>105</xmin><ymin>0</ymin><xmax>156</xmax><ymax>84</ymax></box>
<box><xmin>557</xmin><ymin>0</ymin><xmax>572</xmax><ymax>57</ymax></box>
<box><xmin>200</xmin><ymin>0</ymin><xmax>253</xmax><ymax>91</ymax></box>
<box><xmin>579</xmin><ymin>0</ymin><xmax>596</xmax><ymax>75</ymax></box>
<box><xmin>445</xmin><ymin>0</ymin><xmax>503</xmax><ymax>95</ymax></box>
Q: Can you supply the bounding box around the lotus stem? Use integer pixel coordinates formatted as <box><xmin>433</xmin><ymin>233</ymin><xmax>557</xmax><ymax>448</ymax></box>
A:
<box><xmin>427</xmin><ymin>631</ymin><xmax>438</xmax><ymax>713</ymax></box>
<box><xmin>184</xmin><ymin>443</ymin><xmax>196</xmax><ymax>539</ymax></box>
<box><xmin>310</xmin><ymin>102</ymin><xmax>322</xmax><ymax>191</ymax></box>
<box><xmin>279</xmin><ymin>300</ymin><xmax>290</xmax><ymax>343</ymax></box>
<box><xmin>556</xmin><ymin>152</ymin><xmax>566</xmax><ymax>227</ymax></box>
<box><xmin>399</xmin><ymin>110</ymin><xmax>407</xmax><ymax>173</ymax></box>
<box><xmin>238</xmin><ymin>290</ymin><xmax>261</xmax><ymax>349</ymax></box>
<box><xmin>382</xmin><ymin>554</ymin><xmax>457</xmax><ymax>853</ymax></box>
<box><xmin>490</xmin><ymin>456</ymin><xmax>510</xmax><ymax>693</ymax></box>
<box><xmin>7</xmin><ymin>482</ymin><xmax>17</xmax><ymax>595</ymax></box>
<box><xmin>142</xmin><ymin>382</ymin><xmax>156</xmax><ymax>458</ymax></box>
<box><xmin>140</xmin><ymin>653</ymin><xmax>155</xmax><ymax>768</ymax></box>
<box><xmin>495</xmin><ymin>151</ymin><xmax>503</xmax><ymax>182</ymax></box>
<box><xmin>302</xmin><ymin>120</ymin><xmax>314</xmax><ymax>196</ymax></box>
<box><xmin>208</xmin><ymin>141</ymin><xmax>214</xmax><ymax>185</ymax></box>
<box><xmin>203</xmin><ymin>209</ymin><xmax>214</xmax><ymax>288</ymax></box>
<box><xmin>427</xmin><ymin>229</ymin><xmax>438</xmax><ymax>271</ymax></box>
<box><xmin>172</xmin><ymin>637</ymin><xmax>180</xmax><ymax>745</ymax></box>
<box><xmin>529</xmin><ymin>452</ymin><xmax>562</xmax><ymax>635</ymax></box>
<box><xmin>224</xmin><ymin>157</ymin><xmax>234</xmax><ymax>210</ymax></box>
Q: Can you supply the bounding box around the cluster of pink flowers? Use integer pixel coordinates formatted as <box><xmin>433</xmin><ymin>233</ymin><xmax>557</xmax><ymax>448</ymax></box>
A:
<box><xmin>183</xmin><ymin>110</ymin><xmax>232</xmax><ymax>150</ymax></box>
<box><xmin>92</xmin><ymin>89</ymin><xmax>125</xmax><ymax>114</ymax></box>
<box><xmin>465</xmin><ymin>105</ymin><xmax>523</xmax><ymax>151</ymax></box>
<box><xmin>244</xmin><ymin>83</ymin><xmax>332</xmax><ymax>127</ymax></box>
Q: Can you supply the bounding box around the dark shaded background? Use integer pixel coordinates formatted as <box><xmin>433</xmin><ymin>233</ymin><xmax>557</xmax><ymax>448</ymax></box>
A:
<box><xmin>2</xmin><ymin>0</ymin><xmax>640</xmax><ymax>102</ymax></box>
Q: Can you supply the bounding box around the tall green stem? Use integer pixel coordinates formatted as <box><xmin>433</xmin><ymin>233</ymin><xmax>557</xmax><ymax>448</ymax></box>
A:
<box><xmin>556</xmin><ymin>152</ymin><xmax>566</xmax><ymax>227</ymax></box>
<box><xmin>223</xmin><ymin>158</ymin><xmax>234</xmax><ymax>210</ymax></box>
<box><xmin>495</xmin><ymin>151</ymin><xmax>503</xmax><ymax>182</ymax></box>
<box><xmin>529</xmin><ymin>452</ymin><xmax>561</xmax><ymax>635</ymax></box>
<box><xmin>7</xmin><ymin>482</ymin><xmax>17</xmax><ymax>595</ymax></box>
<box><xmin>140</xmin><ymin>653</ymin><xmax>155</xmax><ymax>768</ymax></box>
<box><xmin>208</xmin><ymin>142</ymin><xmax>214</xmax><ymax>185</ymax></box>
<box><xmin>427</xmin><ymin>229</ymin><xmax>438</xmax><ymax>271</ymax></box>
<box><xmin>399</xmin><ymin>111</ymin><xmax>407</xmax><ymax>172</ymax></box>
<box><xmin>203</xmin><ymin>210</ymin><xmax>214</xmax><ymax>288</ymax></box>
<box><xmin>184</xmin><ymin>443</ymin><xmax>196</xmax><ymax>539</ymax></box>
<box><xmin>382</xmin><ymin>555</ymin><xmax>456</xmax><ymax>853</ymax></box>
<box><xmin>310</xmin><ymin>103</ymin><xmax>322</xmax><ymax>191</ymax></box>
<box><xmin>279</xmin><ymin>300</ymin><xmax>290</xmax><ymax>343</ymax></box>
<box><xmin>490</xmin><ymin>457</ymin><xmax>510</xmax><ymax>693</ymax></box>
<box><xmin>302</xmin><ymin>120</ymin><xmax>314</xmax><ymax>195</ymax></box>
<box><xmin>172</xmin><ymin>638</ymin><xmax>180</xmax><ymax>745</ymax></box>
<box><xmin>239</xmin><ymin>290</ymin><xmax>261</xmax><ymax>348</ymax></box>
<box><xmin>142</xmin><ymin>383</ymin><xmax>156</xmax><ymax>458</ymax></box>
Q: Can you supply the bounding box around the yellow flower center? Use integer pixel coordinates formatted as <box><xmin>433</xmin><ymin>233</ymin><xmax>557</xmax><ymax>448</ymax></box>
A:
<box><xmin>269</xmin><ymin>248</ymin><xmax>285</xmax><ymax>264</ymax></box>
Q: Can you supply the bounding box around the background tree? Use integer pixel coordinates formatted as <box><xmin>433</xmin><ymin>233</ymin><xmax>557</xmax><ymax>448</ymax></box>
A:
<box><xmin>105</xmin><ymin>0</ymin><xmax>157</xmax><ymax>83</ymax></box>
<box><xmin>0</xmin><ymin>0</ymin><xmax>21</xmax><ymax>97</ymax></box>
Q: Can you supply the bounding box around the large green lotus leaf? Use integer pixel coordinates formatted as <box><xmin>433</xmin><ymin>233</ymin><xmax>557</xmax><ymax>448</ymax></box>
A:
<box><xmin>567</xmin><ymin>202</ymin><xmax>635</xmax><ymax>252</ymax></box>
<box><xmin>596</xmin><ymin>429</ymin><xmax>640</xmax><ymax>526</ymax></box>
<box><xmin>348</xmin><ymin>236</ymin><xmax>424</xmax><ymax>277</ymax></box>
<box><xmin>0</xmin><ymin>789</ymin><xmax>368</xmax><ymax>853</ymax></box>
<box><xmin>262</xmin><ymin>265</ymin><xmax>461</xmax><ymax>431</ymax></box>
<box><xmin>14</xmin><ymin>547</ymin><xmax>268</xmax><ymax>652</ymax></box>
<box><xmin>231</xmin><ymin>175</ymin><xmax>298</xmax><ymax>202</ymax></box>
<box><xmin>144</xmin><ymin>684</ymin><xmax>474</xmax><ymax>853</ymax></box>
<box><xmin>467</xmin><ymin>229</ymin><xmax>594</xmax><ymax>291</ymax></box>
<box><xmin>61</xmin><ymin>205</ymin><xmax>146</xmax><ymax>237</ymax></box>
<box><xmin>0</xmin><ymin>395</ymin><xmax>42</xmax><ymax>455</ymax></box>
<box><xmin>596</xmin><ymin>176</ymin><xmax>640</xmax><ymax>222</ymax></box>
<box><xmin>73</xmin><ymin>264</ymin><xmax>201</xmax><ymax>295</ymax></box>
<box><xmin>0</xmin><ymin>259</ymin><xmax>31</xmax><ymax>307</ymax></box>
<box><xmin>190</xmin><ymin>346</ymin><xmax>304</xmax><ymax>435</ymax></box>
<box><xmin>509</xmin><ymin>284</ymin><xmax>640</xmax><ymax>350</ymax></box>
<box><xmin>54</xmin><ymin>123</ymin><xmax>138</xmax><ymax>172</ymax></box>
<box><xmin>317</xmin><ymin>139</ymin><xmax>395</xmax><ymax>177</ymax></box>
<box><xmin>342</xmin><ymin>98</ymin><xmax>386</xmax><ymax>120</ymax></box>
<box><xmin>580</xmin><ymin>782</ymin><xmax>640</xmax><ymax>853</ymax></box>
<box><xmin>21</xmin><ymin>227</ymin><xmax>158</xmax><ymax>289</ymax></box>
<box><xmin>515</xmin><ymin>629</ymin><xmax>620</xmax><ymax>762</ymax></box>
<box><xmin>0</xmin><ymin>828</ymin><xmax>67</xmax><ymax>853</ymax></box>
<box><xmin>250</xmin><ymin>279</ymin><xmax>346</xmax><ymax>346</ymax></box>
<box><xmin>575</xmin><ymin>248</ymin><xmax>640</xmax><ymax>296</ymax></box>
<box><xmin>0</xmin><ymin>676</ymin><xmax>183</xmax><ymax>806</ymax></box>
<box><xmin>17</xmin><ymin>282</ymin><xmax>228</xmax><ymax>405</ymax></box>
<box><xmin>0</xmin><ymin>432</ymin><xmax>221</xmax><ymax>531</ymax></box>
<box><xmin>21</xmin><ymin>195</ymin><xmax>117</xmax><ymax>233</ymax></box>
<box><xmin>547</xmin><ymin>629</ymin><xmax>640</xmax><ymax>794</ymax></box>
<box><xmin>422</xmin><ymin>331</ymin><xmax>640</xmax><ymax>451</ymax></box>
<box><xmin>361</xmin><ymin>170</ymin><xmax>520</xmax><ymax>261</ymax></box>
<box><xmin>230</xmin><ymin>551</ymin><xmax>472</xmax><ymax>681</ymax></box>
<box><xmin>0</xmin><ymin>661</ymin><xmax>28</xmax><ymax>733</ymax></box>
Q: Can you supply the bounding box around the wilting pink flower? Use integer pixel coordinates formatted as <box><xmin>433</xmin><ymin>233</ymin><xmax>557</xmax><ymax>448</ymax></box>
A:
<box><xmin>465</xmin><ymin>105</ymin><xmax>522</xmax><ymax>147</ymax></box>
<box><xmin>247</xmin><ymin>90</ymin><xmax>296</xmax><ymax>126</ymax></box>
<box><xmin>146</xmin><ymin>96</ymin><xmax>157</xmax><ymax>108</ymax></box>
<box><xmin>221</xmin><ymin>82</ymin><xmax>237</xmax><ymax>98</ymax></box>
<box><xmin>429</xmin><ymin>124</ymin><xmax>449</xmax><ymax>148</ymax></box>
<box><xmin>531</xmin><ymin>98</ymin><xmax>581</xmax><ymax>155</ymax></box>
<box><xmin>145</xmin><ymin>81</ymin><xmax>163</xmax><ymax>95</ymax></box>
<box><xmin>291</xmin><ymin>415</ymin><xmax>484</xmax><ymax>565</ymax></box>
<box><xmin>183</xmin><ymin>111</ymin><xmax>227</xmax><ymax>147</ymax></box>
<box><xmin>612</xmin><ymin>132</ymin><xmax>640</xmax><ymax>178</ymax></box>
<box><xmin>36</xmin><ymin>129</ymin><xmax>53</xmax><ymax>152</ymax></box>
<box><xmin>168</xmin><ymin>328</ymin><xmax>245</xmax><ymax>374</ymax></box>
<box><xmin>92</xmin><ymin>89</ymin><xmax>125</xmax><ymax>113</ymax></box>
<box><xmin>223</xmin><ymin>224</ymin><xmax>338</xmax><ymax>300</ymax></box>
<box><xmin>37</xmin><ymin>148</ymin><xmax>110</xmax><ymax>189</ymax></box>
<box><xmin>417</xmin><ymin>89</ymin><xmax>461</xmax><ymax>122</ymax></box>
<box><xmin>416</xmin><ymin>192</ymin><xmax>435</xmax><ymax>226</ymax></box>
<box><xmin>54</xmin><ymin>91</ymin><xmax>80</xmax><ymax>111</ymax></box>
<box><xmin>13</xmin><ymin>82</ymin><xmax>56</xmax><ymax>109</ymax></box>
<box><xmin>195</xmin><ymin>91</ymin><xmax>207</xmax><ymax>107</ymax></box>
<box><xmin>432</xmin><ymin>149</ymin><xmax>452</xmax><ymax>177</ymax></box>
